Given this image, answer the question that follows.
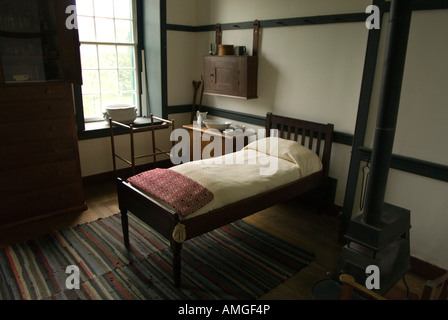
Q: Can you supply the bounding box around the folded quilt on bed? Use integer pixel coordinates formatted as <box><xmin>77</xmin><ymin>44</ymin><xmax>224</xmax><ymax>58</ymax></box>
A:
<box><xmin>127</xmin><ymin>168</ymin><xmax>214</xmax><ymax>217</ymax></box>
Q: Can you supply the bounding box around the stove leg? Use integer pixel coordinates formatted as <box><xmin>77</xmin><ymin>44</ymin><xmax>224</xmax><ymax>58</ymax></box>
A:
<box><xmin>402</xmin><ymin>275</ymin><xmax>410</xmax><ymax>299</ymax></box>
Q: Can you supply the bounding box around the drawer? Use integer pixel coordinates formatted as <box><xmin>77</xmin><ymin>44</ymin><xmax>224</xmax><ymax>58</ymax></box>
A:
<box><xmin>0</xmin><ymin>99</ymin><xmax>74</xmax><ymax>123</ymax></box>
<box><xmin>0</xmin><ymin>138</ymin><xmax>78</xmax><ymax>170</ymax></box>
<box><xmin>0</xmin><ymin>160</ymin><xmax>81</xmax><ymax>197</ymax></box>
<box><xmin>0</xmin><ymin>83</ymin><xmax>72</xmax><ymax>102</ymax></box>
<box><xmin>0</xmin><ymin>118</ymin><xmax>75</xmax><ymax>145</ymax></box>
<box><xmin>0</xmin><ymin>183</ymin><xmax>86</xmax><ymax>226</ymax></box>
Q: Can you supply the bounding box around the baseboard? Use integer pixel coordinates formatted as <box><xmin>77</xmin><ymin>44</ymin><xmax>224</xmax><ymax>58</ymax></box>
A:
<box><xmin>410</xmin><ymin>256</ymin><xmax>447</xmax><ymax>281</ymax></box>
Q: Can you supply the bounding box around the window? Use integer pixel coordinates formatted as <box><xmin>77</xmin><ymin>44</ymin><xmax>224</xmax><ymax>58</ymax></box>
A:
<box><xmin>76</xmin><ymin>0</ymin><xmax>139</xmax><ymax>122</ymax></box>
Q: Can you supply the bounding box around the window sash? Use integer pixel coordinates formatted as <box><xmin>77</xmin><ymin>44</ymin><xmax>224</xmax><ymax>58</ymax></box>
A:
<box><xmin>76</xmin><ymin>0</ymin><xmax>139</xmax><ymax>122</ymax></box>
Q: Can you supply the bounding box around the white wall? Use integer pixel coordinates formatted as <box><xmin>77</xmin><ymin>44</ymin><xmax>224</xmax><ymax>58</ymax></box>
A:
<box><xmin>166</xmin><ymin>0</ymin><xmax>200</xmax><ymax>106</ymax></box>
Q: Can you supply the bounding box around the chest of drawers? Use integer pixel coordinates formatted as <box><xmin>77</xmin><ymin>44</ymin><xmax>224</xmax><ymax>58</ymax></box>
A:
<box><xmin>0</xmin><ymin>82</ymin><xmax>86</xmax><ymax>227</ymax></box>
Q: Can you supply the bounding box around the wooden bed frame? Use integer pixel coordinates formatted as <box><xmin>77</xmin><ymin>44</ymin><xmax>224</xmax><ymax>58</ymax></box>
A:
<box><xmin>116</xmin><ymin>112</ymin><xmax>334</xmax><ymax>286</ymax></box>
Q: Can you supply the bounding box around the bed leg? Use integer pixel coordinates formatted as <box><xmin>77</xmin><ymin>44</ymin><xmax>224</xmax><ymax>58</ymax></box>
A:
<box><xmin>171</xmin><ymin>239</ymin><xmax>182</xmax><ymax>287</ymax></box>
<box><xmin>121</xmin><ymin>210</ymin><xmax>130</xmax><ymax>250</ymax></box>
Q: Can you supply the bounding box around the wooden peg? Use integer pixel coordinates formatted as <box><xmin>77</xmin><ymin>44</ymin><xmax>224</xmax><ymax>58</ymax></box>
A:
<box><xmin>253</xmin><ymin>20</ymin><xmax>260</xmax><ymax>57</ymax></box>
<box><xmin>215</xmin><ymin>23</ymin><xmax>222</xmax><ymax>46</ymax></box>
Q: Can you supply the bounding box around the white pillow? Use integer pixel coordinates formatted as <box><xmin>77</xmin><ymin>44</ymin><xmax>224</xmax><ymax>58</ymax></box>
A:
<box><xmin>244</xmin><ymin>137</ymin><xmax>323</xmax><ymax>176</ymax></box>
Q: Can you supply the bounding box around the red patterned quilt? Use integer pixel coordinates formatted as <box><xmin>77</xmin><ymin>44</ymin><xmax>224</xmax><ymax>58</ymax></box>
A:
<box><xmin>127</xmin><ymin>168</ymin><xmax>214</xmax><ymax>217</ymax></box>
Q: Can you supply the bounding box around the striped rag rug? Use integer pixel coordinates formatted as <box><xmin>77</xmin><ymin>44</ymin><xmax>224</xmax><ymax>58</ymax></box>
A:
<box><xmin>0</xmin><ymin>213</ymin><xmax>314</xmax><ymax>300</ymax></box>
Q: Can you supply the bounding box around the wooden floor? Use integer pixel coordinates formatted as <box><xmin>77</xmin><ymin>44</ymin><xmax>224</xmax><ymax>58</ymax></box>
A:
<box><xmin>0</xmin><ymin>181</ymin><xmax>427</xmax><ymax>300</ymax></box>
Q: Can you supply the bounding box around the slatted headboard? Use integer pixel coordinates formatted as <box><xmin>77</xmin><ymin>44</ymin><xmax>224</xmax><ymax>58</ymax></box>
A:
<box><xmin>265</xmin><ymin>112</ymin><xmax>334</xmax><ymax>178</ymax></box>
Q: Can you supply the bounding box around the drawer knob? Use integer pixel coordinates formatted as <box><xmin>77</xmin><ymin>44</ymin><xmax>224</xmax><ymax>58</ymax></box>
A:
<box><xmin>45</xmin><ymin>89</ymin><xmax>52</xmax><ymax>95</ymax></box>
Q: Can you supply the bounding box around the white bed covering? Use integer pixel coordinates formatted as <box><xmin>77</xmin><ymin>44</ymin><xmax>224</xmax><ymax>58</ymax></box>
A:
<box><xmin>131</xmin><ymin>137</ymin><xmax>323</xmax><ymax>221</ymax></box>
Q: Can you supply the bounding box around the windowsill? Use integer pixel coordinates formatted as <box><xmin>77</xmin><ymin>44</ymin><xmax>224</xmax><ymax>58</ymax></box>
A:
<box><xmin>78</xmin><ymin>117</ymin><xmax>160</xmax><ymax>141</ymax></box>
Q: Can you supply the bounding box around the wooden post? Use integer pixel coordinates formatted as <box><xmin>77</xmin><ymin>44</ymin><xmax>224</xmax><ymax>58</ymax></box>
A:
<box><xmin>171</xmin><ymin>239</ymin><xmax>182</xmax><ymax>287</ymax></box>
<box><xmin>109</xmin><ymin>118</ymin><xmax>117</xmax><ymax>176</ymax></box>
<box><xmin>215</xmin><ymin>24</ymin><xmax>222</xmax><ymax>46</ymax></box>
<box><xmin>253</xmin><ymin>20</ymin><xmax>260</xmax><ymax>57</ymax></box>
<box><xmin>121</xmin><ymin>210</ymin><xmax>130</xmax><ymax>250</ymax></box>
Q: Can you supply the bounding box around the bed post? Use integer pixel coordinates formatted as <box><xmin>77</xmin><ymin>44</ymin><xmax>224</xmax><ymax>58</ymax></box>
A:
<box><xmin>117</xmin><ymin>178</ymin><xmax>130</xmax><ymax>249</ymax></box>
<box><xmin>317</xmin><ymin>123</ymin><xmax>334</xmax><ymax>214</ymax></box>
<box><xmin>265</xmin><ymin>112</ymin><xmax>273</xmax><ymax>137</ymax></box>
<box><xmin>321</xmin><ymin>123</ymin><xmax>334</xmax><ymax>180</ymax></box>
<box><xmin>171</xmin><ymin>239</ymin><xmax>182</xmax><ymax>287</ymax></box>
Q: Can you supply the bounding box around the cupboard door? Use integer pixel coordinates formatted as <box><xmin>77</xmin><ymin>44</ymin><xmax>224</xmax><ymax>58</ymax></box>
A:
<box><xmin>204</xmin><ymin>57</ymin><xmax>240</xmax><ymax>96</ymax></box>
<box><xmin>203</xmin><ymin>55</ymin><xmax>257</xmax><ymax>99</ymax></box>
<box><xmin>0</xmin><ymin>0</ymin><xmax>82</xmax><ymax>84</ymax></box>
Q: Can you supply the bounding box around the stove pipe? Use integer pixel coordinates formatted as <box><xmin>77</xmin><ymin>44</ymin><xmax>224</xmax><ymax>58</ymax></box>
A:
<box><xmin>362</xmin><ymin>0</ymin><xmax>413</xmax><ymax>226</ymax></box>
<box><xmin>323</xmin><ymin>1</ymin><xmax>414</xmax><ymax>297</ymax></box>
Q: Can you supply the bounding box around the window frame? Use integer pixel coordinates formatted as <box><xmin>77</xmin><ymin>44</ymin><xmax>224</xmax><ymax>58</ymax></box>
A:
<box><xmin>75</xmin><ymin>0</ymin><xmax>166</xmax><ymax>141</ymax></box>
<box><xmin>75</xmin><ymin>0</ymin><xmax>146</xmax><ymax>135</ymax></box>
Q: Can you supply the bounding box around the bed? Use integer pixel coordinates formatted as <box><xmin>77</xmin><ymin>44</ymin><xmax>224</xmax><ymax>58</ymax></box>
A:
<box><xmin>116</xmin><ymin>112</ymin><xmax>334</xmax><ymax>286</ymax></box>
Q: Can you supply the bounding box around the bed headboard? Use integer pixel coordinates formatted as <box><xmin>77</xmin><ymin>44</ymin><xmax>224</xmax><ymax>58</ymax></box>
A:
<box><xmin>265</xmin><ymin>112</ymin><xmax>334</xmax><ymax>178</ymax></box>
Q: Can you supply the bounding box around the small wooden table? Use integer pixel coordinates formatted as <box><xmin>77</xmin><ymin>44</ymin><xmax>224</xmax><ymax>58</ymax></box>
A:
<box><xmin>182</xmin><ymin>124</ymin><xmax>255</xmax><ymax>161</ymax></box>
<box><xmin>109</xmin><ymin>115</ymin><xmax>175</xmax><ymax>176</ymax></box>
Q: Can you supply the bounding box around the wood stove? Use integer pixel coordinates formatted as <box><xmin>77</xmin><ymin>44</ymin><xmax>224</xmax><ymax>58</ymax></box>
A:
<box><xmin>313</xmin><ymin>0</ymin><xmax>413</xmax><ymax>298</ymax></box>
<box><xmin>333</xmin><ymin>203</ymin><xmax>411</xmax><ymax>296</ymax></box>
